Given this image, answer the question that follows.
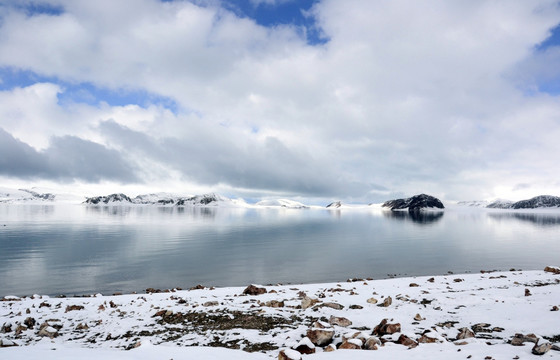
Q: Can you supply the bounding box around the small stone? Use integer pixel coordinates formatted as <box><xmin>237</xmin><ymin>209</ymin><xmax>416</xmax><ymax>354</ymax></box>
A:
<box><xmin>23</xmin><ymin>317</ymin><xmax>36</xmax><ymax>329</ymax></box>
<box><xmin>397</xmin><ymin>334</ymin><xmax>418</xmax><ymax>348</ymax></box>
<box><xmin>243</xmin><ymin>285</ymin><xmax>267</xmax><ymax>296</ymax></box>
<box><xmin>0</xmin><ymin>339</ymin><xmax>18</xmax><ymax>348</ymax></box>
<box><xmin>378</xmin><ymin>296</ymin><xmax>392</xmax><ymax>307</ymax></box>
<box><xmin>203</xmin><ymin>301</ymin><xmax>219</xmax><ymax>307</ymax></box>
<box><xmin>454</xmin><ymin>278</ymin><xmax>463</xmax><ymax>283</ymax></box>
<box><xmin>38</xmin><ymin>325</ymin><xmax>58</xmax><ymax>339</ymax></box>
<box><xmin>324</xmin><ymin>345</ymin><xmax>336</xmax><ymax>352</ymax></box>
<box><xmin>329</xmin><ymin>316</ymin><xmax>352</xmax><ymax>327</ymax></box>
<box><xmin>418</xmin><ymin>335</ymin><xmax>438</xmax><ymax>343</ymax></box>
<box><xmin>367</xmin><ymin>297</ymin><xmax>378</xmax><ymax>304</ymax></box>
<box><xmin>65</xmin><ymin>305</ymin><xmax>85</xmax><ymax>312</ymax></box>
<box><xmin>551</xmin><ymin>306</ymin><xmax>559</xmax><ymax>311</ymax></box>
<box><xmin>1</xmin><ymin>323</ymin><xmax>12</xmax><ymax>333</ymax></box>
<box><xmin>323</xmin><ymin>302</ymin><xmax>344</xmax><ymax>310</ymax></box>
<box><xmin>278</xmin><ymin>349</ymin><xmax>302</xmax><ymax>360</ymax></box>
<box><xmin>75</xmin><ymin>323</ymin><xmax>89</xmax><ymax>331</ymax></box>
<box><xmin>409</xmin><ymin>283</ymin><xmax>419</xmax><ymax>287</ymax></box>
<box><xmin>457</xmin><ymin>327</ymin><xmax>475</xmax><ymax>340</ymax></box>
<box><xmin>265</xmin><ymin>300</ymin><xmax>284</xmax><ymax>308</ymax></box>
<box><xmin>15</xmin><ymin>325</ymin><xmax>27</xmax><ymax>335</ymax></box>
<box><xmin>532</xmin><ymin>342</ymin><xmax>552</xmax><ymax>355</ymax></box>
<box><xmin>414</xmin><ymin>313</ymin><xmax>423</xmax><ymax>321</ymax></box>
<box><xmin>307</xmin><ymin>329</ymin><xmax>334</xmax><ymax>347</ymax></box>
<box><xmin>372</xmin><ymin>319</ymin><xmax>401</xmax><ymax>336</ymax></box>
<box><xmin>428</xmin><ymin>277</ymin><xmax>435</xmax><ymax>282</ymax></box>
<box><xmin>525</xmin><ymin>289</ymin><xmax>531</xmax><ymax>296</ymax></box>
<box><xmin>349</xmin><ymin>304</ymin><xmax>363</xmax><ymax>309</ymax></box>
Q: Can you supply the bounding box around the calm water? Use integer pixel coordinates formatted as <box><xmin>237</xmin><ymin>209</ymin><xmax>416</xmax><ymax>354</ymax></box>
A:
<box><xmin>1</xmin><ymin>204</ymin><xmax>559</xmax><ymax>297</ymax></box>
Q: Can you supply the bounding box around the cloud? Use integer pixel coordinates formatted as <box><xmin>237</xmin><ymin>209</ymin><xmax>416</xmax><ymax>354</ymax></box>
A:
<box><xmin>0</xmin><ymin>0</ymin><xmax>560</xmax><ymax>201</ymax></box>
<box><xmin>0</xmin><ymin>128</ymin><xmax>139</xmax><ymax>183</ymax></box>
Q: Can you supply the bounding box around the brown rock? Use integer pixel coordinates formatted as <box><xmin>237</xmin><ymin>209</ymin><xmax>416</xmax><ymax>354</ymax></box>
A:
<box><xmin>551</xmin><ymin>306</ymin><xmax>559</xmax><ymax>311</ymax></box>
<box><xmin>294</xmin><ymin>337</ymin><xmax>315</xmax><ymax>355</ymax></box>
<box><xmin>265</xmin><ymin>300</ymin><xmax>284</xmax><ymax>308</ymax></box>
<box><xmin>457</xmin><ymin>327</ymin><xmax>475</xmax><ymax>340</ymax></box>
<box><xmin>372</xmin><ymin>319</ymin><xmax>401</xmax><ymax>336</ymax></box>
<box><xmin>278</xmin><ymin>349</ymin><xmax>302</xmax><ymax>360</ymax></box>
<box><xmin>428</xmin><ymin>277</ymin><xmax>435</xmax><ymax>282</ymax></box>
<box><xmin>323</xmin><ymin>302</ymin><xmax>344</xmax><ymax>310</ymax></box>
<box><xmin>532</xmin><ymin>342</ymin><xmax>552</xmax><ymax>355</ymax></box>
<box><xmin>38</xmin><ymin>325</ymin><xmax>58</xmax><ymax>339</ymax></box>
<box><xmin>307</xmin><ymin>329</ymin><xmax>334</xmax><ymax>347</ymax></box>
<box><xmin>397</xmin><ymin>334</ymin><xmax>418</xmax><ymax>348</ymax></box>
<box><xmin>418</xmin><ymin>334</ymin><xmax>438</xmax><ymax>343</ymax></box>
<box><xmin>75</xmin><ymin>323</ymin><xmax>89</xmax><ymax>331</ymax></box>
<box><xmin>364</xmin><ymin>336</ymin><xmax>381</xmax><ymax>350</ymax></box>
<box><xmin>324</xmin><ymin>345</ymin><xmax>336</xmax><ymax>352</ymax></box>
<box><xmin>0</xmin><ymin>339</ymin><xmax>18</xmax><ymax>348</ymax></box>
<box><xmin>65</xmin><ymin>305</ymin><xmax>85</xmax><ymax>312</ymax></box>
<box><xmin>367</xmin><ymin>297</ymin><xmax>378</xmax><ymax>304</ymax></box>
<box><xmin>15</xmin><ymin>325</ymin><xmax>27</xmax><ymax>335</ymax></box>
<box><xmin>203</xmin><ymin>301</ymin><xmax>219</xmax><ymax>307</ymax></box>
<box><xmin>23</xmin><ymin>317</ymin><xmax>36</xmax><ymax>329</ymax></box>
<box><xmin>414</xmin><ymin>313</ymin><xmax>423</xmax><ymax>321</ymax></box>
<box><xmin>525</xmin><ymin>288</ymin><xmax>531</xmax><ymax>296</ymax></box>
<box><xmin>301</xmin><ymin>296</ymin><xmax>319</xmax><ymax>309</ymax></box>
<box><xmin>409</xmin><ymin>283</ymin><xmax>419</xmax><ymax>287</ymax></box>
<box><xmin>544</xmin><ymin>266</ymin><xmax>560</xmax><ymax>274</ymax></box>
<box><xmin>242</xmin><ymin>285</ymin><xmax>267</xmax><ymax>296</ymax></box>
<box><xmin>511</xmin><ymin>333</ymin><xmax>538</xmax><ymax>346</ymax></box>
<box><xmin>339</xmin><ymin>339</ymin><xmax>362</xmax><ymax>349</ymax></box>
<box><xmin>378</xmin><ymin>296</ymin><xmax>392</xmax><ymax>307</ymax></box>
<box><xmin>329</xmin><ymin>316</ymin><xmax>352</xmax><ymax>327</ymax></box>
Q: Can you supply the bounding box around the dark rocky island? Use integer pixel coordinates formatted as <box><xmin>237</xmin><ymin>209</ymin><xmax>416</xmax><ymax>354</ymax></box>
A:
<box><xmin>382</xmin><ymin>194</ymin><xmax>444</xmax><ymax>212</ymax></box>
<box><xmin>510</xmin><ymin>195</ymin><xmax>560</xmax><ymax>209</ymax></box>
<box><xmin>84</xmin><ymin>193</ymin><xmax>132</xmax><ymax>204</ymax></box>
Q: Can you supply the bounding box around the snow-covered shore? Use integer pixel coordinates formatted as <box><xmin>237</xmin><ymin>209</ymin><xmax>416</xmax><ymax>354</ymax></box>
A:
<box><xmin>2</xmin><ymin>268</ymin><xmax>559</xmax><ymax>359</ymax></box>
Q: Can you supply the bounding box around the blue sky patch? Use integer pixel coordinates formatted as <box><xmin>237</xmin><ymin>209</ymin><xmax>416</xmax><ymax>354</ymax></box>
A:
<box><xmin>536</xmin><ymin>23</ymin><xmax>560</xmax><ymax>51</ymax></box>
<box><xmin>0</xmin><ymin>67</ymin><xmax>179</xmax><ymax>113</ymax></box>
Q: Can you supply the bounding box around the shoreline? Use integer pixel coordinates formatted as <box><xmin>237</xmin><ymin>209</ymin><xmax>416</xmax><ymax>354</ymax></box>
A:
<box><xmin>2</xmin><ymin>267</ymin><xmax>559</xmax><ymax>359</ymax></box>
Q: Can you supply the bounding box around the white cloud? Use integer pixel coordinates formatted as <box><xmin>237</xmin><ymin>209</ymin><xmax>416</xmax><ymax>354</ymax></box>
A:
<box><xmin>0</xmin><ymin>0</ymin><xmax>560</xmax><ymax>202</ymax></box>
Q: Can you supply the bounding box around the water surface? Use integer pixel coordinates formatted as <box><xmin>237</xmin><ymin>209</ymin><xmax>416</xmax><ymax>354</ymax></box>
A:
<box><xmin>1</xmin><ymin>204</ymin><xmax>559</xmax><ymax>296</ymax></box>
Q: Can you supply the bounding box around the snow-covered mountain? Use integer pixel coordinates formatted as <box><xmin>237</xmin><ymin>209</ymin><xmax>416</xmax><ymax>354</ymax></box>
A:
<box><xmin>486</xmin><ymin>199</ymin><xmax>514</xmax><ymax>209</ymax></box>
<box><xmin>83</xmin><ymin>193</ymin><xmax>133</xmax><ymax>204</ymax></box>
<box><xmin>511</xmin><ymin>195</ymin><xmax>560</xmax><ymax>209</ymax></box>
<box><xmin>456</xmin><ymin>200</ymin><xmax>489</xmax><ymax>207</ymax></box>
<box><xmin>0</xmin><ymin>187</ymin><xmax>56</xmax><ymax>203</ymax></box>
<box><xmin>255</xmin><ymin>199</ymin><xmax>308</xmax><ymax>209</ymax></box>
<box><xmin>82</xmin><ymin>192</ymin><xmax>248</xmax><ymax>207</ymax></box>
<box><xmin>382</xmin><ymin>194</ymin><xmax>444</xmax><ymax>212</ymax></box>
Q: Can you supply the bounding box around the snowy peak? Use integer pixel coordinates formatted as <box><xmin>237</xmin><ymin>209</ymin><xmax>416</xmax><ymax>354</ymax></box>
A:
<box><xmin>255</xmin><ymin>199</ymin><xmax>308</xmax><ymax>209</ymax></box>
<box><xmin>456</xmin><ymin>200</ymin><xmax>489</xmax><ymax>207</ymax></box>
<box><xmin>0</xmin><ymin>187</ymin><xmax>56</xmax><ymax>203</ymax></box>
<box><xmin>176</xmin><ymin>193</ymin><xmax>230</xmax><ymax>206</ymax></box>
<box><xmin>84</xmin><ymin>193</ymin><xmax>133</xmax><ymax>204</ymax></box>
<box><xmin>486</xmin><ymin>199</ymin><xmax>514</xmax><ymax>209</ymax></box>
<box><xmin>382</xmin><ymin>194</ymin><xmax>444</xmax><ymax>212</ymax></box>
<box><xmin>511</xmin><ymin>195</ymin><xmax>560</xmax><ymax>209</ymax></box>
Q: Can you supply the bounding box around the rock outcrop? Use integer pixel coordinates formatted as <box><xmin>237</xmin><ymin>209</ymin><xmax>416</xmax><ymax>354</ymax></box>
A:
<box><xmin>382</xmin><ymin>194</ymin><xmax>444</xmax><ymax>212</ymax></box>
<box><xmin>511</xmin><ymin>195</ymin><xmax>560</xmax><ymax>209</ymax></box>
<box><xmin>84</xmin><ymin>193</ymin><xmax>132</xmax><ymax>204</ymax></box>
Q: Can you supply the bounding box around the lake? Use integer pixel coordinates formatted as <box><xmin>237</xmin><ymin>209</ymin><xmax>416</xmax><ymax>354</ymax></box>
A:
<box><xmin>1</xmin><ymin>204</ymin><xmax>559</xmax><ymax>297</ymax></box>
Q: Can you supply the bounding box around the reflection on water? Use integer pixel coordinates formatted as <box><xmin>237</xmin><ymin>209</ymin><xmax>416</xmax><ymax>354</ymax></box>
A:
<box><xmin>488</xmin><ymin>212</ymin><xmax>560</xmax><ymax>226</ymax></box>
<box><xmin>382</xmin><ymin>210</ymin><xmax>444</xmax><ymax>224</ymax></box>
<box><xmin>1</xmin><ymin>204</ymin><xmax>560</xmax><ymax>297</ymax></box>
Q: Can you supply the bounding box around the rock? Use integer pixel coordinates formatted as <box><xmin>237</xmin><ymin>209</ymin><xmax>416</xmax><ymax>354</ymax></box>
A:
<box><xmin>38</xmin><ymin>325</ymin><xmax>58</xmax><ymax>338</ymax></box>
<box><xmin>65</xmin><ymin>305</ymin><xmax>85</xmax><ymax>312</ymax></box>
<box><xmin>324</xmin><ymin>345</ymin><xmax>336</xmax><ymax>352</ymax></box>
<box><xmin>512</xmin><ymin>195</ymin><xmax>560</xmax><ymax>209</ymax></box>
<box><xmin>427</xmin><ymin>277</ymin><xmax>435</xmax><ymax>282</ymax></box>
<box><xmin>349</xmin><ymin>304</ymin><xmax>363</xmax><ymax>309</ymax></box>
<box><xmin>265</xmin><ymin>300</ymin><xmax>284</xmax><ymax>308</ymax></box>
<box><xmin>329</xmin><ymin>316</ymin><xmax>352</xmax><ymax>327</ymax></box>
<box><xmin>367</xmin><ymin>297</ymin><xmax>378</xmax><ymax>304</ymax></box>
<box><xmin>532</xmin><ymin>342</ymin><xmax>552</xmax><ymax>355</ymax></box>
<box><xmin>471</xmin><ymin>323</ymin><xmax>492</xmax><ymax>333</ymax></box>
<box><xmin>397</xmin><ymin>334</ymin><xmax>418</xmax><ymax>348</ymax></box>
<box><xmin>339</xmin><ymin>339</ymin><xmax>362</xmax><ymax>349</ymax></box>
<box><xmin>323</xmin><ymin>302</ymin><xmax>344</xmax><ymax>310</ymax></box>
<box><xmin>378</xmin><ymin>296</ymin><xmax>392</xmax><ymax>307</ymax></box>
<box><xmin>278</xmin><ymin>349</ymin><xmax>302</xmax><ymax>360</ymax></box>
<box><xmin>544</xmin><ymin>266</ymin><xmax>560</xmax><ymax>275</ymax></box>
<box><xmin>511</xmin><ymin>333</ymin><xmax>538</xmax><ymax>346</ymax></box>
<box><xmin>414</xmin><ymin>313</ymin><xmax>423</xmax><ymax>321</ymax></box>
<box><xmin>364</xmin><ymin>336</ymin><xmax>381</xmax><ymax>350</ymax></box>
<box><xmin>294</xmin><ymin>337</ymin><xmax>315</xmax><ymax>355</ymax></box>
<box><xmin>382</xmin><ymin>194</ymin><xmax>444</xmax><ymax>212</ymax></box>
<box><xmin>203</xmin><ymin>301</ymin><xmax>219</xmax><ymax>307</ymax></box>
<box><xmin>84</xmin><ymin>193</ymin><xmax>132</xmax><ymax>204</ymax></box>
<box><xmin>15</xmin><ymin>325</ymin><xmax>27</xmax><ymax>335</ymax></box>
<box><xmin>23</xmin><ymin>317</ymin><xmax>36</xmax><ymax>329</ymax></box>
<box><xmin>312</xmin><ymin>321</ymin><xmax>330</xmax><ymax>329</ymax></box>
<box><xmin>409</xmin><ymin>283</ymin><xmax>419</xmax><ymax>287</ymax></box>
<box><xmin>307</xmin><ymin>329</ymin><xmax>334</xmax><ymax>347</ymax></box>
<box><xmin>0</xmin><ymin>339</ymin><xmax>18</xmax><ymax>347</ymax></box>
<box><xmin>75</xmin><ymin>323</ymin><xmax>89</xmax><ymax>331</ymax></box>
<box><xmin>418</xmin><ymin>334</ymin><xmax>438</xmax><ymax>343</ymax></box>
<box><xmin>242</xmin><ymin>285</ymin><xmax>267</xmax><ymax>296</ymax></box>
<box><xmin>1</xmin><ymin>322</ymin><xmax>12</xmax><ymax>333</ymax></box>
<box><xmin>552</xmin><ymin>306</ymin><xmax>559</xmax><ymax>311</ymax></box>
<box><xmin>525</xmin><ymin>289</ymin><xmax>531</xmax><ymax>296</ymax></box>
<box><xmin>301</xmin><ymin>296</ymin><xmax>320</xmax><ymax>309</ymax></box>
<box><xmin>342</xmin><ymin>331</ymin><xmax>366</xmax><ymax>343</ymax></box>
<box><xmin>372</xmin><ymin>319</ymin><xmax>401</xmax><ymax>336</ymax></box>
<box><xmin>457</xmin><ymin>327</ymin><xmax>475</xmax><ymax>339</ymax></box>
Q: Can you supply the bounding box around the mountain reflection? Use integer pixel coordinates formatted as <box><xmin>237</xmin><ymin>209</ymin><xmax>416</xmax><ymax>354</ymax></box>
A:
<box><xmin>382</xmin><ymin>210</ymin><xmax>444</xmax><ymax>224</ymax></box>
<box><xmin>488</xmin><ymin>212</ymin><xmax>560</xmax><ymax>226</ymax></box>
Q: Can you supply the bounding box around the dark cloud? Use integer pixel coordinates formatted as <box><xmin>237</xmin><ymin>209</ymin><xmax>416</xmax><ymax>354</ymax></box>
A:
<box><xmin>0</xmin><ymin>128</ymin><xmax>139</xmax><ymax>183</ymax></box>
<box><xmin>98</xmin><ymin>120</ymin><xmax>376</xmax><ymax>197</ymax></box>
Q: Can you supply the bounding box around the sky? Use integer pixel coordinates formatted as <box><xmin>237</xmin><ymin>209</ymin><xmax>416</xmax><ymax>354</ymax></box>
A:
<box><xmin>1</xmin><ymin>0</ymin><xmax>560</xmax><ymax>203</ymax></box>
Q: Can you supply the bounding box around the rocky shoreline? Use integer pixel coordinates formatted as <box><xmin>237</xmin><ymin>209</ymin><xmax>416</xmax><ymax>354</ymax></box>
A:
<box><xmin>1</xmin><ymin>267</ymin><xmax>560</xmax><ymax>359</ymax></box>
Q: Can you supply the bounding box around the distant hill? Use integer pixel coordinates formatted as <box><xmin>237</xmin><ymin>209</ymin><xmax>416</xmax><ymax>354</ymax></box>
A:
<box><xmin>382</xmin><ymin>194</ymin><xmax>444</xmax><ymax>212</ymax></box>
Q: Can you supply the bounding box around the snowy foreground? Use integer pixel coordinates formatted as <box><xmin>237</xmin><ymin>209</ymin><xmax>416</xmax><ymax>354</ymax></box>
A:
<box><xmin>2</xmin><ymin>269</ymin><xmax>560</xmax><ymax>359</ymax></box>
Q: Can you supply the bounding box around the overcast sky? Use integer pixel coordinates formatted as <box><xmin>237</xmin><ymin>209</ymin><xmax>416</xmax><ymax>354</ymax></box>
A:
<box><xmin>1</xmin><ymin>0</ymin><xmax>560</xmax><ymax>203</ymax></box>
